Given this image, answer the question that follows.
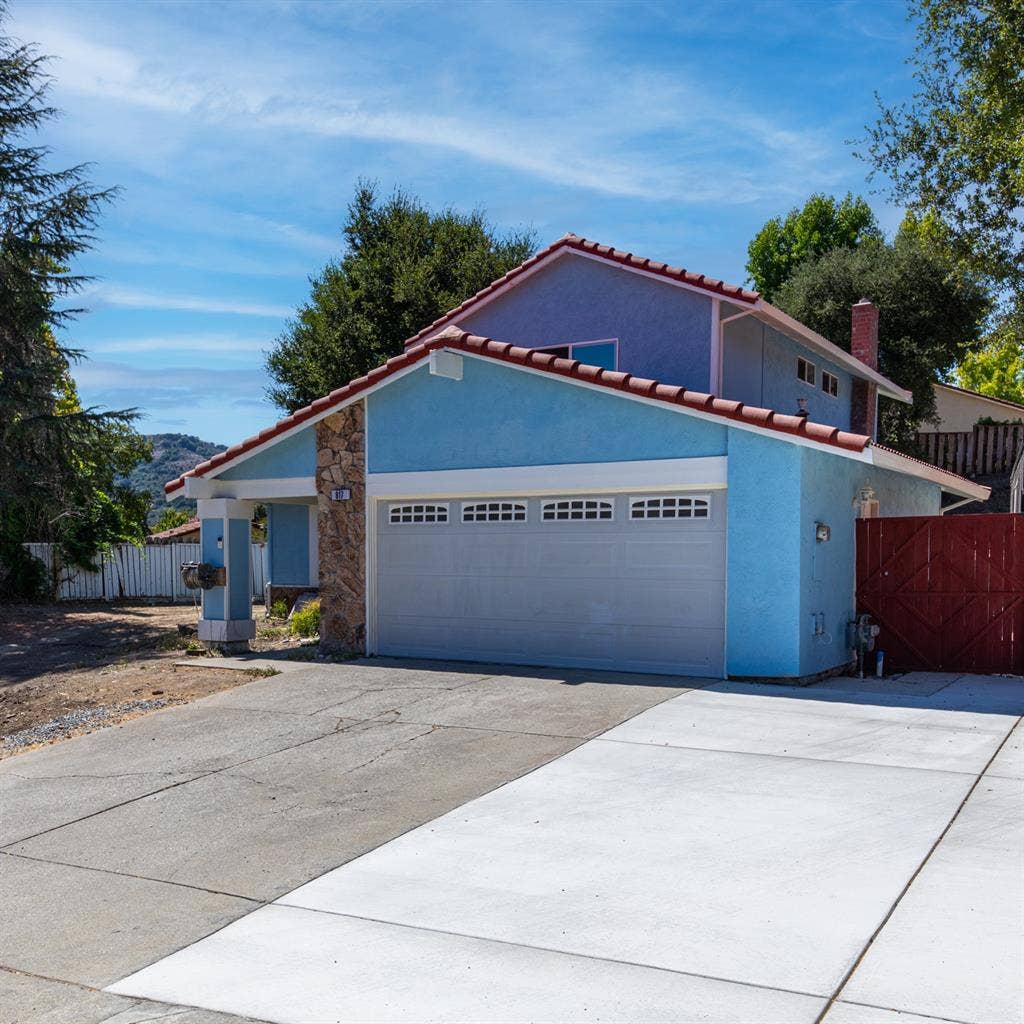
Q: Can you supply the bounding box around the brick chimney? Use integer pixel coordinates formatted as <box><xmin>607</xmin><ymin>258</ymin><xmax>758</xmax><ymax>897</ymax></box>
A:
<box><xmin>850</xmin><ymin>298</ymin><xmax>879</xmax><ymax>438</ymax></box>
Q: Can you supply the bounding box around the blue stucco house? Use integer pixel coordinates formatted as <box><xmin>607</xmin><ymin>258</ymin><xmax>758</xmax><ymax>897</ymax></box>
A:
<box><xmin>166</xmin><ymin>235</ymin><xmax>988</xmax><ymax>681</ymax></box>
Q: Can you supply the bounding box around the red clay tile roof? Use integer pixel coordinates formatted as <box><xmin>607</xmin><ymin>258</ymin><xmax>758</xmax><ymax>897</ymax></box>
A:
<box><xmin>401</xmin><ymin>233</ymin><xmax>760</xmax><ymax>351</ymax></box>
<box><xmin>165</xmin><ymin>327</ymin><xmax>870</xmax><ymax>495</ymax></box>
<box><xmin>146</xmin><ymin>518</ymin><xmax>200</xmax><ymax>541</ymax></box>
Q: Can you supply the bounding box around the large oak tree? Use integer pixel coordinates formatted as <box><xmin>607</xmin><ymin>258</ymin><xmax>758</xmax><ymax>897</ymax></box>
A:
<box><xmin>265</xmin><ymin>183</ymin><xmax>536</xmax><ymax>413</ymax></box>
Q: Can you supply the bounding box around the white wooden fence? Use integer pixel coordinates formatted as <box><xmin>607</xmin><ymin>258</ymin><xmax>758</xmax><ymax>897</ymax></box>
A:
<box><xmin>24</xmin><ymin>542</ymin><xmax>268</xmax><ymax>603</ymax></box>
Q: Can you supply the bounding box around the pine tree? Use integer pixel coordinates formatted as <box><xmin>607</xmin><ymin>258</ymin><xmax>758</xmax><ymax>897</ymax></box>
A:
<box><xmin>0</xmin><ymin>13</ymin><xmax>151</xmax><ymax>597</ymax></box>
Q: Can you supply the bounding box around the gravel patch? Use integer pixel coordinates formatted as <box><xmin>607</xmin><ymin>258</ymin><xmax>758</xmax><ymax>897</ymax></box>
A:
<box><xmin>3</xmin><ymin>699</ymin><xmax>178</xmax><ymax>751</ymax></box>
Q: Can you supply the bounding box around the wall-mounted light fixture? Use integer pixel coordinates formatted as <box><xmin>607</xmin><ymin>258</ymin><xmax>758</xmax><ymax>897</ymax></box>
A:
<box><xmin>815</xmin><ymin>522</ymin><xmax>831</xmax><ymax>543</ymax></box>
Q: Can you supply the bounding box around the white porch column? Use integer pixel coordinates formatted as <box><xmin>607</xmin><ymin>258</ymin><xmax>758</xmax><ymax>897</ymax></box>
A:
<box><xmin>196</xmin><ymin>498</ymin><xmax>255</xmax><ymax>648</ymax></box>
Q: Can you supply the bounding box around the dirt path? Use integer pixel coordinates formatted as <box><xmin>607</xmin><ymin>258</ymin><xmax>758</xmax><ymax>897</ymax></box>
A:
<box><xmin>0</xmin><ymin>603</ymin><xmax>306</xmax><ymax>757</ymax></box>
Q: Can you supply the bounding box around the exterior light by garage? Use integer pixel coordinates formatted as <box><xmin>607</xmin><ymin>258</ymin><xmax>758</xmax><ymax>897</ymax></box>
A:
<box><xmin>815</xmin><ymin>522</ymin><xmax>831</xmax><ymax>543</ymax></box>
<box><xmin>429</xmin><ymin>349</ymin><xmax>463</xmax><ymax>380</ymax></box>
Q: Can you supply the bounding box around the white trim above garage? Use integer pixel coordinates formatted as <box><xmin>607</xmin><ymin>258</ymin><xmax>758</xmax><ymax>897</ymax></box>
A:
<box><xmin>366</xmin><ymin>456</ymin><xmax>728</xmax><ymax>500</ymax></box>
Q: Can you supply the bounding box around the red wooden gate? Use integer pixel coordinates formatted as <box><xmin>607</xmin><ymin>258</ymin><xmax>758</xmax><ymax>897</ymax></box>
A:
<box><xmin>856</xmin><ymin>514</ymin><xmax>1024</xmax><ymax>674</ymax></box>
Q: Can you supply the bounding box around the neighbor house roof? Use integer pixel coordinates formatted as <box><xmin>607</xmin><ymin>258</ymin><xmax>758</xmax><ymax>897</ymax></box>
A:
<box><xmin>165</xmin><ymin>327</ymin><xmax>986</xmax><ymax>502</ymax></box>
<box><xmin>934</xmin><ymin>382</ymin><xmax>1024</xmax><ymax>414</ymax></box>
<box><xmin>147</xmin><ymin>518</ymin><xmax>200</xmax><ymax>542</ymax></box>
<box><xmin>400</xmin><ymin>232</ymin><xmax>913</xmax><ymax>404</ymax></box>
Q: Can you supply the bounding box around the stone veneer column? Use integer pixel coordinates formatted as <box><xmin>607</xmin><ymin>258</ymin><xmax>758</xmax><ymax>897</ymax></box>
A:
<box><xmin>315</xmin><ymin>400</ymin><xmax>366</xmax><ymax>654</ymax></box>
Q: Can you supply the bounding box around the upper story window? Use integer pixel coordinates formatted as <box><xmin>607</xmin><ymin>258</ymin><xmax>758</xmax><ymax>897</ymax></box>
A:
<box><xmin>535</xmin><ymin>339</ymin><xmax>618</xmax><ymax>371</ymax></box>
<box><xmin>797</xmin><ymin>357</ymin><xmax>816</xmax><ymax>385</ymax></box>
<box><xmin>822</xmin><ymin>370</ymin><xmax>839</xmax><ymax>398</ymax></box>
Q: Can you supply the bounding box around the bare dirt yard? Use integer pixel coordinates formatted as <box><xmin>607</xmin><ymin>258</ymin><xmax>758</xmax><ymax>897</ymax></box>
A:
<box><xmin>0</xmin><ymin>602</ymin><xmax>308</xmax><ymax>757</ymax></box>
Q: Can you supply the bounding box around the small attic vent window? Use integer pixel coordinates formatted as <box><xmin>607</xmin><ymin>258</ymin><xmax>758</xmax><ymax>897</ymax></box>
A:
<box><xmin>462</xmin><ymin>501</ymin><xmax>527</xmax><ymax>523</ymax></box>
<box><xmin>630</xmin><ymin>495</ymin><xmax>710</xmax><ymax>520</ymax></box>
<box><xmin>389</xmin><ymin>503</ymin><xmax>448</xmax><ymax>524</ymax></box>
<box><xmin>541</xmin><ymin>498</ymin><xmax>614</xmax><ymax>521</ymax></box>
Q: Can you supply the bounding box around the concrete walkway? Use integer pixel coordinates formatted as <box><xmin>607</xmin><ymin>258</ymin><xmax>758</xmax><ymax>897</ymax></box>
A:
<box><xmin>99</xmin><ymin>670</ymin><xmax>1023</xmax><ymax>1024</ymax></box>
<box><xmin>0</xmin><ymin>659</ymin><xmax>693</xmax><ymax>1023</ymax></box>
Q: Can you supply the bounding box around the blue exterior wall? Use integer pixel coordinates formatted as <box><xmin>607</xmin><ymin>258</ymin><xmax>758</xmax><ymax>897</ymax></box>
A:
<box><xmin>458</xmin><ymin>253</ymin><xmax>714</xmax><ymax>391</ymax></box>
<box><xmin>228</xmin><ymin>517</ymin><xmax>252</xmax><ymax>619</ymax></box>
<box><xmin>366</xmin><ymin>355</ymin><xmax>945</xmax><ymax>678</ymax></box>
<box><xmin>797</xmin><ymin>449</ymin><xmax>940</xmax><ymax>677</ymax></box>
<box><xmin>725</xmin><ymin>431</ymin><xmax>804</xmax><ymax>677</ymax></box>
<box><xmin>218</xmin><ymin>426</ymin><xmax>315</xmax><ymax>481</ymax></box>
<box><xmin>367</xmin><ymin>359</ymin><xmax>727</xmax><ymax>473</ymax></box>
<box><xmin>267</xmin><ymin>503</ymin><xmax>310</xmax><ymax>585</ymax></box>
<box><xmin>723</xmin><ymin>318</ymin><xmax>853</xmax><ymax>430</ymax></box>
<box><xmin>200</xmin><ymin>518</ymin><xmax>224</xmax><ymax>620</ymax></box>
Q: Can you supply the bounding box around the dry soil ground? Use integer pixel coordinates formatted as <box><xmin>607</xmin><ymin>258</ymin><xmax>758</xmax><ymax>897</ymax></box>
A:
<box><xmin>0</xmin><ymin>603</ymin><xmax>305</xmax><ymax>757</ymax></box>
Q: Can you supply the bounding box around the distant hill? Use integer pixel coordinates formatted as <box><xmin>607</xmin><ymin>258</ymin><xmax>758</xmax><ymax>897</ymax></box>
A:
<box><xmin>126</xmin><ymin>433</ymin><xmax>225</xmax><ymax>523</ymax></box>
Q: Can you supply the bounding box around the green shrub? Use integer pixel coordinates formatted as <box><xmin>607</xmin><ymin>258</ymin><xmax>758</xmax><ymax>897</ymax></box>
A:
<box><xmin>269</xmin><ymin>599</ymin><xmax>289</xmax><ymax>619</ymax></box>
<box><xmin>289</xmin><ymin>600</ymin><xmax>320</xmax><ymax>638</ymax></box>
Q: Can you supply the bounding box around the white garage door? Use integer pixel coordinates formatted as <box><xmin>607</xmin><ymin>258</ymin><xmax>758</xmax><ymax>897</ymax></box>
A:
<box><xmin>374</xmin><ymin>491</ymin><xmax>726</xmax><ymax>677</ymax></box>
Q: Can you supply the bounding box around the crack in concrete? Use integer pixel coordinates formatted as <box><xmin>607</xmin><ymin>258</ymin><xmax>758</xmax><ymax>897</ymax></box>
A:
<box><xmin>0</xmin><ymin>849</ymin><xmax>260</xmax><ymax>903</ymax></box>
<box><xmin>2</xmin><ymin>770</ymin><xmax>196</xmax><ymax>783</ymax></box>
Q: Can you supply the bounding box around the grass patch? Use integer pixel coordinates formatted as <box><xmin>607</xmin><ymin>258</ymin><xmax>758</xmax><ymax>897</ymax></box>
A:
<box><xmin>246</xmin><ymin>666</ymin><xmax>281</xmax><ymax>678</ymax></box>
<box><xmin>269</xmin><ymin>599</ymin><xmax>290</xmax><ymax>619</ymax></box>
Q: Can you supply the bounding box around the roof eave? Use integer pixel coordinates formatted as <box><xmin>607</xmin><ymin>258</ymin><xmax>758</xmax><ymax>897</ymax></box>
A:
<box><xmin>754</xmin><ymin>301</ymin><xmax>913</xmax><ymax>404</ymax></box>
<box><xmin>869</xmin><ymin>444</ymin><xmax>991</xmax><ymax>501</ymax></box>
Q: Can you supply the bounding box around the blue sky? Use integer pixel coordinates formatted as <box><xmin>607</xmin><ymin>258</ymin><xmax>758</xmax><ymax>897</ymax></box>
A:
<box><xmin>12</xmin><ymin>0</ymin><xmax>917</xmax><ymax>445</ymax></box>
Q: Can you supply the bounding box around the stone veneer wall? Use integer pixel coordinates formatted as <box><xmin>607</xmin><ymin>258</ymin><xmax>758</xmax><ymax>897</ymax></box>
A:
<box><xmin>315</xmin><ymin>400</ymin><xmax>366</xmax><ymax>654</ymax></box>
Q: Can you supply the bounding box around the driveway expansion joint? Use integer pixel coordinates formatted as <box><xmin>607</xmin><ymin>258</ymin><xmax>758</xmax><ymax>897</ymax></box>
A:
<box><xmin>592</xmin><ymin>735</ymin><xmax>986</xmax><ymax>775</ymax></box>
<box><xmin>812</xmin><ymin>712</ymin><xmax>1023</xmax><ymax>1024</ymax></box>
<box><xmin>834</xmin><ymin>997</ymin><xmax>971</xmax><ymax>1024</ymax></box>
<box><xmin>268</xmin><ymin>903</ymin><xmax>830</xmax><ymax>1003</ymax></box>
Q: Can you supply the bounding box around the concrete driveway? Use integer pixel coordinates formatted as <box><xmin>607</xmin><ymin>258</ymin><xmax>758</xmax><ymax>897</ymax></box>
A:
<box><xmin>3</xmin><ymin>663</ymin><xmax>1022</xmax><ymax>1024</ymax></box>
<box><xmin>0</xmin><ymin>658</ymin><xmax>692</xmax><ymax>1022</ymax></box>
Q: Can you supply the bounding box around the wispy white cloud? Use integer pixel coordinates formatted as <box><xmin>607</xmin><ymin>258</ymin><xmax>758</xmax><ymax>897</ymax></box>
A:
<box><xmin>18</xmin><ymin>14</ymin><xmax>843</xmax><ymax>207</ymax></box>
<box><xmin>89</xmin><ymin>333</ymin><xmax>269</xmax><ymax>355</ymax></box>
<box><xmin>84</xmin><ymin>284</ymin><xmax>291</xmax><ymax>318</ymax></box>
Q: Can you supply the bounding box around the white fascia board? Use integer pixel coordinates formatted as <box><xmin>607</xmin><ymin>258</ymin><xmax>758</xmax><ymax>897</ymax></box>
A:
<box><xmin>185</xmin><ymin>476</ymin><xmax>316</xmax><ymax>500</ymax></box>
<box><xmin>177</xmin><ymin>361</ymin><xmax>423</xmax><ymax>491</ymax></box>
<box><xmin>869</xmin><ymin>446</ymin><xmax>991</xmax><ymax>500</ymax></box>
<box><xmin>367</xmin><ymin>457</ymin><xmax>728</xmax><ymax>500</ymax></box>
<box><xmin>455</xmin><ymin>350</ymin><xmax>876</xmax><ymax>465</ymax></box>
<box><xmin>754</xmin><ymin>301</ymin><xmax>913</xmax><ymax>404</ymax></box>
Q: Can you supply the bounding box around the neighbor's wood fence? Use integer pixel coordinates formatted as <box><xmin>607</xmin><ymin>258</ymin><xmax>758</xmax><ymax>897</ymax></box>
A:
<box><xmin>24</xmin><ymin>542</ymin><xmax>268</xmax><ymax>602</ymax></box>
<box><xmin>915</xmin><ymin>423</ymin><xmax>1024</xmax><ymax>477</ymax></box>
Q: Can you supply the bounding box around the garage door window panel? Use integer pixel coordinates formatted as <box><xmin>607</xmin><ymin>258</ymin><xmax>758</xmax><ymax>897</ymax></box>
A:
<box><xmin>630</xmin><ymin>495</ymin><xmax>710</xmax><ymax>520</ymax></box>
<box><xmin>389</xmin><ymin>503</ymin><xmax>449</xmax><ymax>524</ymax></box>
<box><xmin>541</xmin><ymin>498</ymin><xmax>615</xmax><ymax>522</ymax></box>
<box><xmin>462</xmin><ymin>501</ymin><xmax>527</xmax><ymax>523</ymax></box>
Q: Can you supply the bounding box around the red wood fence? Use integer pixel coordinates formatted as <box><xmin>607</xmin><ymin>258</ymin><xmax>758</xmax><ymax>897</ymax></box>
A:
<box><xmin>915</xmin><ymin>424</ymin><xmax>1024</xmax><ymax>477</ymax></box>
<box><xmin>856</xmin><ymin>514</ymin><xmax>1024</xmax><ymax>674</ymax></box>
